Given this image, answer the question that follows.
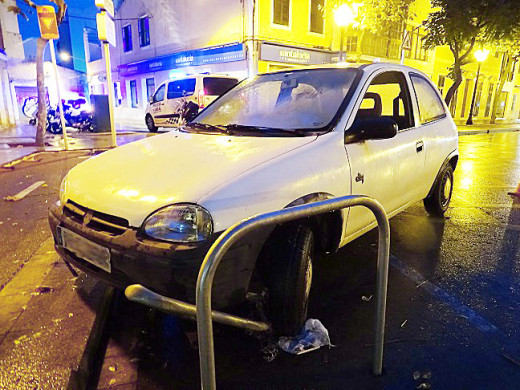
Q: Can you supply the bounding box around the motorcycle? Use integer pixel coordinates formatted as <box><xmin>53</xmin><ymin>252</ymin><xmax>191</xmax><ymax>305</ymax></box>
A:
<box><xmin>45</xmin><ymin>102</ymin><xmax>94</xmax><ymax>134</ymax></box>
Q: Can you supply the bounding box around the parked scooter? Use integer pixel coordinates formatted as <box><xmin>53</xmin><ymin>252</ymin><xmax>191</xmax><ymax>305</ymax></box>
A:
<box><xmin>45</xmin><ymin>102</ymin><xmax>94</xmax><ymax>134</ymax></box>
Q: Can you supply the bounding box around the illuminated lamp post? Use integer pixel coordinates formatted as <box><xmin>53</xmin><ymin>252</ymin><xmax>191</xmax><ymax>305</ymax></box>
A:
<box><xmin>334</xmin><ymin>4</ymin><xmax>357</xmax><ymax>63</ymax></box>
<box><xmin>466</xmin><ymin>48</ymin><xmax>489</xmax><ymax>125</ymax></box>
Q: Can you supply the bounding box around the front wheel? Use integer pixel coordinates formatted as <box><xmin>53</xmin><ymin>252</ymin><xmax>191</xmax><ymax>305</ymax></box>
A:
<box><xmin>424</xmin><ymin>164</ymin><xmax>454</xmax><ymax>216</ymax></box>
<box><xmin>266</xmin><ymin>224</ymin><xmax>314</xmax><ymax>336</ymax></box>
<box><xmin>146</xmin><ymin>115</ymin><xmax>158</xmax><ymax>133</ymax></box>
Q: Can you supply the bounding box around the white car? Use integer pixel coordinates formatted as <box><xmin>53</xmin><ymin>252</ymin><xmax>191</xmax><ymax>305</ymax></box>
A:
<box><xmin>144</xmin><ymin>74</ymin><xmax>239</xmax><ymax>132</ymax></box>
<box><xmin>50</xmin><ymin>63</ymin><xmax>458</xmax><ymax>335</ymax></box>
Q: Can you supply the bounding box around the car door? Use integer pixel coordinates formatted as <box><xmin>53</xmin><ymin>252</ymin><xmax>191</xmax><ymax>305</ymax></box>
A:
<box><xmin>150</xmin><ymin>84</ymin><xmax>166</xmax><ymax>125</ymax></box>
<box><xmin>342</xmin><ymin>70</ymin><xmax>426</xmax><ymax>242</ymax></box>
<box><xmin>408</xmin><ymin>72</ymin><xmax>454</xmax><ymax>197</ymax></box>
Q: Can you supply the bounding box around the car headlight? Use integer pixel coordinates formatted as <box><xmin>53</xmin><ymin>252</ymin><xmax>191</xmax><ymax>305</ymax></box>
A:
<box><xmin>143</xmin><ymin>204</ymin><xmax>213</xmax><ymax>243</ymax></box>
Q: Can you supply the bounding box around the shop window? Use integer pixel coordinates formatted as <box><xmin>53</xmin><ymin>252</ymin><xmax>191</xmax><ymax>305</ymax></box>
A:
<box><xmin>410</xmin><ymin>74</ymin><xmax>446</xmax><ymax>125</ymax></box>
<box><xmin>122</xmin><ymin>25</ymin><xmax>132</xmax><ymax>52</ymax></box>
<box><xmin>146</xmin><ymin>78</ymin><xmax>155</xmax><ymax>101</ymax></box>
<box><xmin>484</xmin><ymin>83</ymin><xmax>494</xmax><ymax>117</ymax></box>
<box><xmin>309</xmin><ymin>0</ymin><xmax>324</xmax><ymax>34</ymax></box>
<box><xmin>437</xmin><ymin>75</ymin><xmax>445</xmax><ymax>97</ymax></box>
<box><xmin>130</xmin><ymin>80</ymin><xmax>138</xmax><ymax>108</ymax></box>
<box><xmin>273</xmin><ymin>0</ymin><xmax>290</xmax><ymax>26</ymax></box>
<box><xmin>472</xmin><ymin>81</ymin><xmax>483</xmax><ymax>117</ymax></box>
<box><xmin>138</xmin><ymin>16</ymin><xmax>150</xmax><ymax>47</ymax></box>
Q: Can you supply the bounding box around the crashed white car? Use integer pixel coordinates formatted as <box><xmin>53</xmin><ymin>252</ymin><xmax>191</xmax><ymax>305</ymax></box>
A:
<box><xmin>50</xmin><ymin>63</ymin><xmax>458</xmax><ymax>335</ymax></box>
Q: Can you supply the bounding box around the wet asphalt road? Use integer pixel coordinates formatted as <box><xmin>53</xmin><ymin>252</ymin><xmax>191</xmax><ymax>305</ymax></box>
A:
<box><xmin>99</xmin><ymin>132</ymin><xmax>520</xmax><ymax>389</ymax></box>
<box><xmin>0</xmin><ymin>131</ymin><xmax>519</xmax><ymax>389</ymax></box>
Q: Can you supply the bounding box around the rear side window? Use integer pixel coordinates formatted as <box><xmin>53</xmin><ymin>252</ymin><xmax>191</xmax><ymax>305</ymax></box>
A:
<box><xmin>203</xmin><ymin>77</ymin><xmax>239</xmax><ymax>96</ymax></box>
<box><xmin>410</xmin><ymin>74</ymin><xmax>446</xmax><ymax>124</ymax></box>
<box><xmin>167</xmin><ymin>79</ymin><xmax>196</xmax><ymax>99</ymax></box>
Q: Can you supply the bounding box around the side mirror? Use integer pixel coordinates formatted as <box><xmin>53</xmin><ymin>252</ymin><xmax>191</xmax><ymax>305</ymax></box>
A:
<box><xmin>149</xmin><ymin>96</ymin><xmax>154</xmax><ymax>104</ymax></box>
<box><xmin>345</xmin><ymin>117</ymin><xmax>398</xmax><ymax>143</ymax></box>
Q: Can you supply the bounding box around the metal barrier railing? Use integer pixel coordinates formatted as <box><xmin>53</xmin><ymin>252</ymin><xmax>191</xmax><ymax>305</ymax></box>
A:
<box><xmin>126</xmin><ymin>195</ymin><xmax>390</xmax><ymax>389</ymax></box>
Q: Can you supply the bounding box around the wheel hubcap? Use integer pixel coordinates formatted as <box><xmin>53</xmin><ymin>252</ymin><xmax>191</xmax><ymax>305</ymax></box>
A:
<box><xmin>304</xmin><ymin>256</ymin><xmax>312</xmax><ymax>300</ymax></box>
<box><xmin>442</xmin><ymin>174</ymin><xmax>452</xmax><ymax>207</ymax></box>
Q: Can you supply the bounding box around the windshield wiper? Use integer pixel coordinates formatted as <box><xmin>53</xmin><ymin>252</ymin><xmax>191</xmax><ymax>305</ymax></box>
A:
<box><xmin>223</xmin><ymin>124</ymin><xmax>305</xmax><ymax>136</ymax></box>
<box><xmin>186</xmin><ymin>122</ymin><xmax>232</xmax><ymax>134</ymax></box>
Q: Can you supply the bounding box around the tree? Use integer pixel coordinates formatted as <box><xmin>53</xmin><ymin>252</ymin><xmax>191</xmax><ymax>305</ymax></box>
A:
<box><xmin>3</xmin><ymin>0</ymin><xmax>67</xmax><ymax>146</ymax></box>
<box><xmin>423</xmin><ymin>0</ymin><xmax>520</xmax><ymax>106</ymax></box>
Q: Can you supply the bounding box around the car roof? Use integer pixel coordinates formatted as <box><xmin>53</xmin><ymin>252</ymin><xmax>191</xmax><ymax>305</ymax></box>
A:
<box><xmin>261</xmin><ymin>62</ymin><xmax>431</xmax><ymax>79</ymax></box>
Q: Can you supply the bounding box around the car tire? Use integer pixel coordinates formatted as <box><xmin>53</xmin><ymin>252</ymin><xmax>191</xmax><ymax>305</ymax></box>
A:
<box><xmin>424</xmin><ymin>164</ymin><xmax>454</xmax><ymax>216</ymax></box>
<box><xmin>146</xmin><ymin>115</ymin><xmax>158</xmax><ymax>133</ymax></box>
<box><xmin>267</xmin><ymin>223</ymin><xmax>314</xmax><ymax>336</ymax></box>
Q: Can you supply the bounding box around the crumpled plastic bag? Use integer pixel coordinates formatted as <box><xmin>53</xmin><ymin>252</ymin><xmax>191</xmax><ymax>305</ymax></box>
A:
<box><xmin>278</xmin><ymin>319</ymin><xmax>333</xmax><ymax>355</ymax></box>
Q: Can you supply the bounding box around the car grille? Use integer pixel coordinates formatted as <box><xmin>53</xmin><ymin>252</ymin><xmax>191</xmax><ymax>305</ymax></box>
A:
<box><xmin>63</xmin><ymin>200</ymin><xmax>130</xmax><ymax>236</ymax></box>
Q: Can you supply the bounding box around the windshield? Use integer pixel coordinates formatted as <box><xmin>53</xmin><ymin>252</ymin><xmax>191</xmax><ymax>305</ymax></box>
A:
<box><xmin>192</xmin><ymin>68</ymin><xmax>359</xmax><ymax>131</ymax></box>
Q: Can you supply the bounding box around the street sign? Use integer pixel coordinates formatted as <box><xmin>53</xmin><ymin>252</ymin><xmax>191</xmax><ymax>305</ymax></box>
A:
<box><xmin>95</xmin><ymin>0</ymin><xmax>114</xmax><ymax>18</ymax></box>
<box><xmin>402</xmin><ymin>31</ymin><xmax>412</xmax><ymax>51</ymax></box>
<box><xmin>36</xmin><ymin>6</ymin><xmax>59</xmax><ymax>40</ymax></box>
<box><xmin>97</xmin><ymin>11</ymin><xmax>116</xmax><ymax>47</ymax></box>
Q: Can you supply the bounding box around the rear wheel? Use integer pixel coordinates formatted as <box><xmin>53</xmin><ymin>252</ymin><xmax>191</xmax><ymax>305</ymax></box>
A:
<box><xmin>265</xmin><ymin>223</ymin><xmax>314</xmax><ymax>336</ymax></box>
<box><xmin>146</xmin><ymin>115</ymin><xmax>158</xmax><ymax>132</ymax></box>
<box><xmin>424</xmin><ymin>164</ymin><xmax>454</xmax><ymax>216</ymax></box>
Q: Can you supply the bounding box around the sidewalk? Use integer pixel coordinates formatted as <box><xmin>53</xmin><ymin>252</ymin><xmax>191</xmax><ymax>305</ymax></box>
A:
<box><xmin>1</xmin><ymin>121</ymin><xmax>519</xmax><ymax>167</ymax></box>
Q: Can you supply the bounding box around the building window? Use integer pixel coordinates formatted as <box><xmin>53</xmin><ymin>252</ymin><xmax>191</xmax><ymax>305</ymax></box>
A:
<box><xmin>309</xmin><ymin>0</ymin><xmax>324</xmax><ymax>34</ymax></box>
<box><xmin>114</xmin><ymin>82</ymin><xmax>122</xmax><ymax>107</ymax></box>
<box><xmin>437</xmin><ymin>75</ymin><xmax>446</xmax><ymax>96</ymax></box>
<box><xmin>496</xmin><ymin>92</ymin><xmax>508</xmax><ymax>118</ymax></box>
<box><xmin>130</xmin><ymin>80</ymin><xmax>138</xmax><ymax>108</ymax></box>
<box><xmin>345</xmin><ymin>36</ymin><xmax>358</xmax><ymax>53</ymax></box>
<box><xmin>138</xmin><ymin>16</ymin><xmax>150</xmax><ymax>47</ymax></box>
<box><xmin>122</xmin><ymin>25</ymin><xmax>132</xmax><ymax>52</ymax></box>
<box><xmin>146</xmin><ymin>78</ymin><xmax>155</xmax><ymax>101</ymax></box>
<box><xmin>450</xmin><ymin>89</ymin><xmax>458</xmax><ymax>117</ymax></box>
<box><xmin>273</xmin><ymin>0</ymin><xmax>290</xmax><ymax>26</ymax></box>
<box><xmin>484</xmin><ymin>83</ymin><xmax>494</xmax><ymax>117</ymax></box>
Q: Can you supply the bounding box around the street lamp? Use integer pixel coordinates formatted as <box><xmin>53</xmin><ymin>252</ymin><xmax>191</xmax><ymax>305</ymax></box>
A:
<box><xmin>466</xmin><ymin>48</ymin><xmax>490</xmax><ymax>125</ymax></box>
<box><xmin>334</xmin><ymin>4</ymin><xmax>358</xmax><ymax>62</ymax></box>
<box><xmin>59</xmin><ymin>51</ymin><xmax>71</xmax><ymax>62</ymax></box>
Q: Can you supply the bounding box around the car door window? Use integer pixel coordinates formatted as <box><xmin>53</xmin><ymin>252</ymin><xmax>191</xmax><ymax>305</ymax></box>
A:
<box><xmin>153</xmin><ymin>85</ymin><xmax>165</xmax><ymax>103</ymax></box>
<box><xmin>355</xmin><ymin>71</ymin><xmax>414</xmax><ymax>130</ymax></box>
<box><xmin>410</xmin><ymin>73</ymin><xmax>446</xmax><ymax>125</ymax></box>
<box><xmin>167</xmin><ymin>79</ymin><xmax>196</xmax><ymax>99</ymax></box>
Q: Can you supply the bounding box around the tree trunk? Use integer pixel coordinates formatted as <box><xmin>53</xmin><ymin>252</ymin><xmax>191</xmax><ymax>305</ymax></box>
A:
<box><xmin>444</xmin><ymin>58</ymin><xmax>463</xmax><ymax>106</ymax></box>
<box><xmin>35</xmin><ymin>38</ymin><xmax>48</xmax><ymax>147</ymax></box>
<box><xmin>490</xmin><ymin>53</ymin><xmax>513</xmax><ymax>124</ymax></box>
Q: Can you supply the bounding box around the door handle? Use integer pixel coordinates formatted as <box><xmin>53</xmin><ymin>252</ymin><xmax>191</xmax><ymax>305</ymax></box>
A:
<box><xmin>416</xmin><ymin>140</ymin><xmax>424</xmax><ymax>153</ymax></box>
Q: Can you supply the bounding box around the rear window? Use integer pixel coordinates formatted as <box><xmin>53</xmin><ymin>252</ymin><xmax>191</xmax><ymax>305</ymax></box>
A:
<box><xmin>167</xmin><ymin>79</ymin><xmax>196</xmax><ymax>99</ymax></box>
<box><xmin>410</xmin><ymin>73</ymin><xmax>446</xmax><ymax>124</ymax></box>
<box><xmin>203</xmin><ymin>77</ymin><xmax>239</xmax><ymax>96</ymax></box>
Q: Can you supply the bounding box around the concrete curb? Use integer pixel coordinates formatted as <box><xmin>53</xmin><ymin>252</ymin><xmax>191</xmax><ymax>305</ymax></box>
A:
<box><xmin>67</xmin><ymin>285</ymin><xmax>115</xmax><ymax>390</ymax></box>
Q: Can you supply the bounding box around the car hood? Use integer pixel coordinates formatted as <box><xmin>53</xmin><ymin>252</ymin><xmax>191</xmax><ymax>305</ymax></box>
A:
<box><xmin>64</xmin><ymin>131</ymin><xmax>317</xmax><ymax>227</ymax></box>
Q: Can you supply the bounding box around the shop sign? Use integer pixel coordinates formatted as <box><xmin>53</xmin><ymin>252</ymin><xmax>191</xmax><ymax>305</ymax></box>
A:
<box><xmin>260</xmin><ymin>43</ymin><xmax>333</xmax><ymax>65</ymax></box>
<box><xmin>119</xmin><ymin>43</ymin><xmax>245</xmax><ymax>77</ymax></box>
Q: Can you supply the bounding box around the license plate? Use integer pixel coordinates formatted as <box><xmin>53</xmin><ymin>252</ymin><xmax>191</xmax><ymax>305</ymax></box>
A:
<box><xmin>58</xmin><ymin>227</ymin><xmax>111</xmax><ymax>273</ymax></box>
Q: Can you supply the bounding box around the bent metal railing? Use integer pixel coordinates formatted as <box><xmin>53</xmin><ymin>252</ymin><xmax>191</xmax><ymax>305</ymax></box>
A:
<box><xmin>125</xmin><ymin>195</ymin><xmax>390</xmax><ymax>389</ymax></box>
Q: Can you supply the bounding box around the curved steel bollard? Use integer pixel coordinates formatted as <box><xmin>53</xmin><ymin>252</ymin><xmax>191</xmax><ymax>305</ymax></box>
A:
<box><xmin>196</xmin><ymin>195</ymin><xmax>390</xmax><ymax>389</ymax></box>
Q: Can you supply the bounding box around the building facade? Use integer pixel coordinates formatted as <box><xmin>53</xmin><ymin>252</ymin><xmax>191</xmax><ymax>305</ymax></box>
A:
<box><xmin>88</xmin><ymin>0</ymin><xmax>520</xmax><ymax>126</ymax></box>
<box><xmin>0</xmin><ymin>0</ymin><xmax>24</xmax><ymax>126</ymax></box>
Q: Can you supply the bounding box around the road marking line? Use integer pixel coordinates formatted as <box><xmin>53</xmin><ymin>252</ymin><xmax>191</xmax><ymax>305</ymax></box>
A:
<box><xmin>3</xmin><ymin>181</ymin><xmax>45</xmax><ymax>201</ymax></box>
<box><xmin>390</xmin><ymin>255</ymin><xmax>498</xmax><ymax>333</ymax></box>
